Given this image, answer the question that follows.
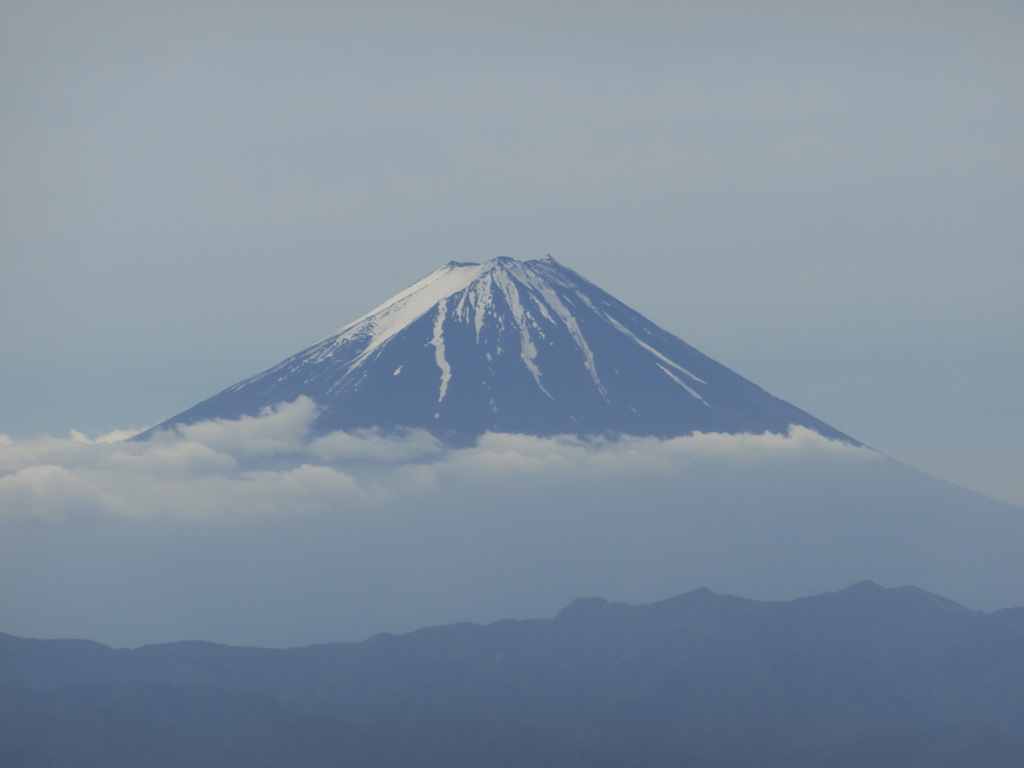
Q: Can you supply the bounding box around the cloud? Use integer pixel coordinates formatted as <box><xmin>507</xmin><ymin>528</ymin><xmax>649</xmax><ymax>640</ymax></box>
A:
<box><xmin>1</xmin><ymin>399</ymin><xmax>369</xmax><ymax>523</ymax></box>
<box><xmin>1</xmin><ymin>399</ymin><xmax>1021</xmax><ymax>649</ymax></box>
<box><xmin>0</xmin><ymin>397</ymin><xmax>874</xmax><ymax>525</ymax></box>
<box><xmin>161</xmin><ymin>397</ymin><xmax>322</xmax><ymax>459</ymax></box>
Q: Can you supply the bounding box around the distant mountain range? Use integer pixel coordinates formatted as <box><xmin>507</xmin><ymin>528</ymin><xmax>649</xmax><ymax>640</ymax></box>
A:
<box><xmin>140</xmin><ymin>256</ymin><xmax>856</xmax><ymax>443</ymax></box>
<box><xmin>3</xmin><ymin>582</ymin><xmax>1024</xmax><ymax>768</ymax></box>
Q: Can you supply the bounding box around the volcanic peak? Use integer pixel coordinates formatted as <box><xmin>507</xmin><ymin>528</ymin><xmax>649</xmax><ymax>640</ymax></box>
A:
<box><xmin>140</xmin><ymin>255</ymin><xmax>857</xmax><ymax>445</ymax></box>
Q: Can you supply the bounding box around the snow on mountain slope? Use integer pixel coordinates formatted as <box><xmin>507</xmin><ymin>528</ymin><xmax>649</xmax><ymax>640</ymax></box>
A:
<box><xmin>140</xmin><ymin>256</ymin><xmax>858</xmax><ymax>444</ymax></box>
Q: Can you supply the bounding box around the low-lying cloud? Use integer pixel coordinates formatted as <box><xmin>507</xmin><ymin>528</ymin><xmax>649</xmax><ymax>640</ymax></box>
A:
<box><xmin>0</xmin><ymin>397</ymin><xmax>873</xmax><ymax>524</ymax></box>
<box><xmin>1</xmin><ymin>398</ymin><xmax>1021</xmax><ymax>648</ymax></box>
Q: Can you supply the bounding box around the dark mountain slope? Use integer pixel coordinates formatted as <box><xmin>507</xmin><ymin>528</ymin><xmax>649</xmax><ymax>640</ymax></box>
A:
<box><xmin>3</xmin><ymin>582</ymin><xmax>1024</xmax><ymax>767</ymax></box>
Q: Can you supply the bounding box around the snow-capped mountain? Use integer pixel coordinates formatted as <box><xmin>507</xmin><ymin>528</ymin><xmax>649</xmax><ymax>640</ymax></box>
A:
<box><xmin>142</xmin><ymin>256</ymin><xmax>856</xmax><ymax>443</ymax></box>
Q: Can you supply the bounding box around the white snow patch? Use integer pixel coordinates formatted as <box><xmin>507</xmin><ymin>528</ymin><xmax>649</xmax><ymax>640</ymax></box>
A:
<box><xmin>491</xmin><ymin>271</ymin><xmax>552</xmax><ymax>399</ymax></box>
<box><xmin>523</xmin><ymin>279</ymin><xmax>607</xmax><ymax>401</ymax></box>
<box><xmin>602</xmin><ymin>314</ymin><xmax>707</xmax><ymax>385</ymax></box>
<box><xmin>305</xmin><ymin>261</ymin><xmax>488</xmax><ymax>369</ymax></box>
<box><xmin>467</xmin><ymin>273</ymin><xmax>495</xmax><ymax>342</ymax></box>
<box><xmin>431</xmin><ymin>303</ymin><xmax>452</xmax><ymax>403</ymax></box>
<box><xmin>656</xmin><ymin>364</ymin><xmax>710</xmax><ymax>406</ymax></box>
<box><xmin>494</xmin><ymin>264</ymin><xmax>608</xmax><ymax>402</ymax></box>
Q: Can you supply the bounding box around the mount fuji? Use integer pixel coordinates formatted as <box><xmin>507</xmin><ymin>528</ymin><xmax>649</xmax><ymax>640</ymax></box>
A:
<box><xmin>143</xmin><ymin>256</ymin><xmax>855</xmax><ymax>444</ymax></box>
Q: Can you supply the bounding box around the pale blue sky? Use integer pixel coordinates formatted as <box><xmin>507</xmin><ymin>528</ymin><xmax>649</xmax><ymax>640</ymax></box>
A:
<box><xmin>2</xmin><ymin>0</ymin><xmax>1022</xmax><ymax>505</ymax></box>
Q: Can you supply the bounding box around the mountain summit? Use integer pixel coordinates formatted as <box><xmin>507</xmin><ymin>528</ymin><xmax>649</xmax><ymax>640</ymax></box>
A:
<box><xmin>143</xmin><ymin>256</ymin><xmax>855</xmax><ymax>443</ymax></box>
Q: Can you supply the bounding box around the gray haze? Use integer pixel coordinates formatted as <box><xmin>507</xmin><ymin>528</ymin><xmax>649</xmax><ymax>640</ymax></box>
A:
<box><xmin>1</xmin><ymin>1</ymin><xmax>1022</xmax><ymax>506</ymax></box>
<box><xmin>2</xmin><ymin>400</ymin><xmax>1022</xmax><ymax>648</ymax></box>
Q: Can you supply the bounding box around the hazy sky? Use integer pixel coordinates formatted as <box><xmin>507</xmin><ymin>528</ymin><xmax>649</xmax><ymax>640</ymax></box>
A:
<box><xmin>2</xmin><ymin>1</ymin><xmax>1022</xmax><ymax>506</ymax></box>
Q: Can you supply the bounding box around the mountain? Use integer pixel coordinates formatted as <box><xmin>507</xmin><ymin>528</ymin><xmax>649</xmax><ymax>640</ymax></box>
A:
<box><xmin>140</xmin><ymin>256</ymin><xmax>855</xmax><ymax>443</ymax></box>
<box><xmin>4</xmin><ymin>582</ymin><xmax>1024</xmax><ymax>767</ymax></box>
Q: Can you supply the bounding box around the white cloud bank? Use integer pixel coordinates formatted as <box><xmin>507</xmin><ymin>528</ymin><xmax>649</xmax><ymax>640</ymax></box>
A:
<box><xmin>1</xmin><ymin>398</ymin><xmax>1021</xmax><ymax>648</ymax></box>
<box><xmin>0</xmin><ymin>397</ymin><xmax>873</xmax><ymax>524</ymax></box>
